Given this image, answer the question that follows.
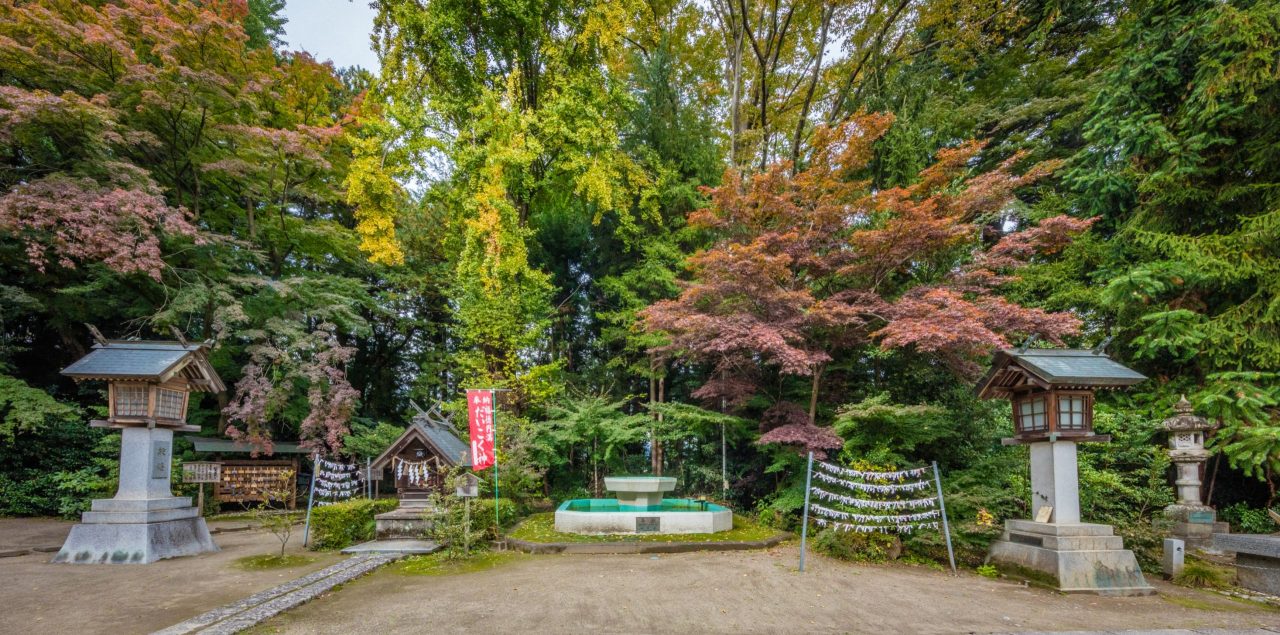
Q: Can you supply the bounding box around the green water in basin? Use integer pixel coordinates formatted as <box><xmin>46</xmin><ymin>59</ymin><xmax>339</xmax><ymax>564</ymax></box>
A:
<box><xmin>558</xmin><ymin>498</ymin><xmax>727</xmax><ymax>513</ymax></box>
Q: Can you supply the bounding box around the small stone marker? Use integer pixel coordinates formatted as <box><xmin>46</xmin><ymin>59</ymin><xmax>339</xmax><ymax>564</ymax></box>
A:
<box><xmin>1163</xmin><ymin>538</ymin><xmax>1185</xmax><ymax>578</ymax></box>
<box><xmin>1034</xmin><ymin>506</ymin><xmax>1054</xmax><ymax>523</ymax></box>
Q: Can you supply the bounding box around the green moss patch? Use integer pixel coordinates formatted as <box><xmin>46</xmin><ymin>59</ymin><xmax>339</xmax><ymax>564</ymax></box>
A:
<box><xmin>233</xmin><ymin>554</ymin><xmax>316</xmax><ymax>570</ymax></box>
<box><xmin>395</xmin><ymin>550</ymin><xmax>525</xmax><ymax>576</ymax></box>
<box><xmin>507</xmin><ymin>512</ymin><xmax>777</xmax><ymax>544</ymax></box>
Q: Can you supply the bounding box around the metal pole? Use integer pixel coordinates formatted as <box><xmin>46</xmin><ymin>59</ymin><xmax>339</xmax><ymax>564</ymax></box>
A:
<box><xmin>366</xmin><ymin>457</ymin><xmax>371</xmax><ymax>499</ymax></box>
<box><xmin>933</xmin><ymin>461</ymin><xmax>957</xmax><ymax>574</ymax></box>
<box><xmin>302</xmin><ymin>454</ymin><xmax>319</xmax><ymax>547</ymax></box>
<box><xmin>721</xmin><ymin>423</ymin><xmax>728</xmax><ymax>497</ymax></box>
<box><xmin>492</xmin><ymin>389</ymin><xmax>499</xmax><ymax>533</ymax></box>
<box><xmin>799</xmin><ymin>451</ymin><xmax>814</xmax><ymax>572</ymax></box>
<box><xmin>465</xmin><ymin>496</ymin><xmax>472</xmax><ymax>556</ymax></box>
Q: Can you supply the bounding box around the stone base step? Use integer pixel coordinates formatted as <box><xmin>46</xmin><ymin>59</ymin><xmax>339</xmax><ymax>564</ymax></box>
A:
<box><xmin>342</xmin><ymin>539</ymin><xmax>441</xmax><ymax>555</ymax></box>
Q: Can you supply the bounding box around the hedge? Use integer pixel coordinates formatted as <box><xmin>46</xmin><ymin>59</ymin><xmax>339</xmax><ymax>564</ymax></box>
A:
<box><xmin>471</xmin><ymin>497</ymin><xmax>520</xmax><ymax>538</ymax></box>
<box><xmin>307</xmin><ymin>497</ymin><xmax>398</xmax><ymax>550</ymax></box>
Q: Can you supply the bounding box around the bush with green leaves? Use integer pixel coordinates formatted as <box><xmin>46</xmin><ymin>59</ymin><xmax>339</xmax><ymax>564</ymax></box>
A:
<box><xmin>812</xmin><ymin>527</ymin><xmax>901</xmax><ymax>563</ymax></box>
<box><xmin>1219</xmin><ymin>502</ymin><xmax>1278</xmax><ymax>535</ymax></box>
<box><xmin>471</xmin><ymin>497</ymin><xmax>520</xmax><ymax>539</ymax></box>
<box><xmin>307</xmin><ymin>497</ymin><xmax>398</xmax><ymax>550</ymax></box>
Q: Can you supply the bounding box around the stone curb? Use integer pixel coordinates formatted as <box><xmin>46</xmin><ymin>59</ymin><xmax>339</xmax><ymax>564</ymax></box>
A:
<box><xmin>151</xmin><ymin>554</ymin><xmax>397</xmax><ymax>635</ymax></box>
<box><xmin>0</xmin><ymin>545</ymin><xmax>61</xmax><ymax>558</ymax></box>
<box><xmin>208</xmin><ymin>524</ymin><xmax>252</xmax><ymax>535</ymax></box>
<box><xmin>1007</xmin><ymin>629</ymin><xmax>1280</xmax><ymax>635</ymax></box>
<box><xmin>502</xmin><ymin>530</ymin><xmax>791</xmax><ymax>554</ymax></box>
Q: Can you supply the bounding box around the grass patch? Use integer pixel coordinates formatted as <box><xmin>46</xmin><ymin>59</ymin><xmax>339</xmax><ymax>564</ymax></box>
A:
<box><xmin>1173</xmin><ymin>560</ymin><xmax>1231</xmax><ymax>589</ymax></box>
<box><xmin>395</xmin><ymin>550</ymin><xmax>525</xmax><ymax>576</ymax></box>
<box><xmin>233</xmin><ymin>554</ymin><xmax>316</xmax><ymax>570</ymax></box>
<box><xmin>507</xmin><ymin>512</ymin><xmax>779</xmax><ymax>544</ymax></box>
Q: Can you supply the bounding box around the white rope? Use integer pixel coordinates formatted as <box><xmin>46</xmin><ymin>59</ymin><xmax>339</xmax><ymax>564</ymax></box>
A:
<box><xmin>811</xmin><ymin>469</ymin><xmax>932</xmax><ymax>493</ymax></box>
<box><xmin>810</xmin><ymin>486</ymin><xmax>937</xmax><ymax>510</ymax></box>
<box><xmin>809</xmin><ymin>503</ymin><xmax>939</xmax><ymax>524</ymax></box>
<box><xmin>814</xmin><ymin>517</ymin><xmax>940</xmax><ymax>534</ymax></box>
<box><xmin>816</xmin><ymin>460</ymin><xmax>929</xmax><ymax>482</ymax></box>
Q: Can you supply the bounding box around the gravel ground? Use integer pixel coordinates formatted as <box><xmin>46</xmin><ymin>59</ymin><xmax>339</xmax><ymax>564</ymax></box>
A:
<box><xmin>0</xmin><ymin>517</ymin><xmax>343</xmax><ymax>635</ymax></box>
<box><xmin>253</xmin><ymin>545</ymin><xmax>1279</xmax><ymax>635</ymax></box>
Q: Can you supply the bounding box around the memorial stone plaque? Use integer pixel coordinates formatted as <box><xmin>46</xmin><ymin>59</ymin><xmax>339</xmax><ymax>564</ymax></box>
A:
<box><xmin>636</xmin><ymin>517</ymin><xmax>660</xmax><ymax>533</ymax></box>
<box><xmin>151</xmin><ymin>441</ymin><xmax>169</xmax><ymax>479</ymax></box>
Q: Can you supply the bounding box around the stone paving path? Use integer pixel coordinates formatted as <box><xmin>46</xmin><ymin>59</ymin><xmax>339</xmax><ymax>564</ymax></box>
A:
<box><xmin>151</xmin><ymin>554</ymin><xmax>399</xmax><ymax>635</ymax></box>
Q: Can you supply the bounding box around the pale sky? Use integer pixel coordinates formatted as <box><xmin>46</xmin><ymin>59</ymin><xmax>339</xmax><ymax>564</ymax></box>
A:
<box><xmin>283</xmin><ymin>1</ymin><xmax>380</xmax><ymax>71</ymax></box>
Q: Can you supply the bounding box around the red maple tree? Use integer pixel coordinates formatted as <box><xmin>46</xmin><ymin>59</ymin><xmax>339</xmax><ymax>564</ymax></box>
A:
<box><xmin>643</xmin><ymin>113</ymin><xmax>1093</xmax><ymax>457</ymax></box>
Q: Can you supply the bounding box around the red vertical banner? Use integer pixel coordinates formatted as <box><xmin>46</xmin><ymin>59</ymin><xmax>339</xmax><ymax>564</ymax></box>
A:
<box><xmin>466</xmin><ymin>389</ymin><xmax>495</xmax><ymax>471</ymax></box>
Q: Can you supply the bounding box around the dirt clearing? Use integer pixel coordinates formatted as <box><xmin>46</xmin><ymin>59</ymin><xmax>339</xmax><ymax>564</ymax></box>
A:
<box><xmin>253</xmin><ymin>544</ymin><xmax>1277</xmax><ymax>634</ymax></box>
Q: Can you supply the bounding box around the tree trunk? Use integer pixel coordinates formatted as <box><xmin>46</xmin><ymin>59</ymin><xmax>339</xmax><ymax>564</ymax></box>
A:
<box><xmin>808</xmin><ymin>364</ymin><xmax>823</xmax><ymax>424</ymax></box>
<box><xmin>656</xmin><ymin>375</ymin><xmax>665</xmax><ymax>476</ymax></box>
<box><xmin>790</xmin><ymin>5</ymin><xmax>833</xmax><ymax>170</ymax></box>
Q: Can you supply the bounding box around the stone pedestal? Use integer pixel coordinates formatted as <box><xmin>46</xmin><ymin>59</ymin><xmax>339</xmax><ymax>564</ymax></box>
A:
<box><xmin>1030</xmin><ymin>441</ymin><xmax>1080</xmax><ymax>523</ymax></box>
<box><xmin>1164</xmin><ymin>503</ymin><xmax>1229</xmax><ymax>550</ymax></box>
<box><xmin>988</xmin><ymin>520</ymin><xmax>1155</xmax><ymax>596</ymax></box>
<box><xmin>603</xmin><ymin>476</ymin><xmax>676</xmax><ymax>511</ymax></box>
<box><xmin>53</xmin><ymin>427</ymin><xmax>217</xmax><ymax>564</ymax></box>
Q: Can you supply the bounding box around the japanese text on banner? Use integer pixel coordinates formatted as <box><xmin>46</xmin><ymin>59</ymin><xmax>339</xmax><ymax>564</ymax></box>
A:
<box><xmin>466</xmin><ymin>389</ymin><xmax>496</xmax><ymax>471</ymax></box>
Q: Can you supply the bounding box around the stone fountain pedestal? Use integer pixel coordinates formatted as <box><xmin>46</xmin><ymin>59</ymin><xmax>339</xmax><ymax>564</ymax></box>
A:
<box><xmin>53</xmin><ymin>427</ymin><xmax>217</xmax><ymax>564</ymax></box>
<box><xmin>605</xmin><ymin>476</ymin><xmax>676</xmax><ymax>511</ymax></box>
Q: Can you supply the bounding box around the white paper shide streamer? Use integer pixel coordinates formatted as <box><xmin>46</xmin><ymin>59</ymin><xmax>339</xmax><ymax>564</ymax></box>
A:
<box><xmin>807</xmin><ymin>461</ymin><xmax>943</xmax><ymax>535</ymax></box>
<box><xmin>393</xmin><ymin>457</ymin><xmax>433</xmax><ymax>486</ymax></box>
<box><xmin>313</xmin><ymin>457</ymin><xmax>361</xmax><ymax>505</ymax></box>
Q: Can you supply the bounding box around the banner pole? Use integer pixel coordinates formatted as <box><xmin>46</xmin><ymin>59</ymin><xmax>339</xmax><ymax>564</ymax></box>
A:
<box><xmin>933</xmin><ymin>460</ymin><xmax>957</xmax><ymax>574</ymax></box>
<box><xmin>799</xmin><ymin>451</ymin><xmax>814</xmax><ymax>572</ymax></box>
<box><xmin>492</xmin><ymin>388</ymin><xmax>499</xmax><ymax>534</ymax></box>
<box><xmin>302</xmin><ymin>454</ymin><xmax>319</xmax><ymax>547</ymax></box>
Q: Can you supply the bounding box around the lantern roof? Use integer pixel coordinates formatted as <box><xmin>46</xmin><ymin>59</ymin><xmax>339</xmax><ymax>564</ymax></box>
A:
<box><xmin>1162</xmin><ymin>396</ymin><xmax>1214</xmax><ymax>432</ymax></box>
<box><xmin>61</xmin><ymin>340</ymin><xmax>226</xmax><ymax>393</ymax></box>
<box><xmin>976</xmin><ymin>348</ymin><xmax>1146</xmax><ymax>399</ymax></box>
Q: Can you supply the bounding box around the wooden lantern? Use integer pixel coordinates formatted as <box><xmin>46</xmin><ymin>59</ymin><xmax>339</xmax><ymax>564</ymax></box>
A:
<box><xmin>62</xmin><ymin>339</ymin><xmax>225</xmax><ymax>432</ymax></box>
<box><xmin>976</xmin><ymin>347</ymin><xmax>1147</xmax><ymax>443</ymax></box>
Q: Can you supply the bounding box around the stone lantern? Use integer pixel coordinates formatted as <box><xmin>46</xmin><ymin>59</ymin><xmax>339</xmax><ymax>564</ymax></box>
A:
<box><xmin>976</xmin><ymin>346</ymin><xmax>1154</xmax><ymax>595</ymax></box>
<box><xmin>54</xmin><ymin>336</ymin><xmax>224</xmax><ymax>563</ymax></box>
<box><xmin>1161</xmin><ymin>396</ymin><xmax>1227</xmax><ymax>546</ymax></box>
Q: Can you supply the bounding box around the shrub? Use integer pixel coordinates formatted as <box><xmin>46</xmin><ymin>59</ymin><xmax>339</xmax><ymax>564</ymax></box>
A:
<box><xmin>1114</xmin><ymin>521</ymin><xmax>1168</xmax><ymax>572</ymax></box>
<box><xmin>1219</xmin><ymin>502</ymin><xmax>1278</xmax><ymax>534</ymax></box>
<box><xmin>976</xmin><ymin>564</ymin><xmax>999</xmax><ymax>578</ymax></box>
<box><xmin>307</xmin><ymin>497</ymin><xmax>398</xmax><ymax>550</ymax></box>
<box><xmin>471</xmin><ymin>497</ymin><xmax>520</xmax><ymax>539</ymax></box>
<box><xmin>755</xmin><ymin>485</ymin><xmax>806</xmax><ymax>531</ymax></box>
<box><xmin>812</xmin><ymin>527</ymin><xmax>901</xmax><ymax>563</ymax></box>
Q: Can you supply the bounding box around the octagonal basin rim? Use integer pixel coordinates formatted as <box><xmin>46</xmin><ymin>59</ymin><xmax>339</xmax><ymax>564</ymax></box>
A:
<box><xmin>603</xmin><ymin>476</ymin><xmax>677</xmax><ymax>493</ymax></box>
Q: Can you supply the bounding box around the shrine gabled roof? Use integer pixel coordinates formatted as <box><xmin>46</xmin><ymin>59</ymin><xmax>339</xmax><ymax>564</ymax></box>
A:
<box><xmin>414</xmin><ymin>415</ymin><xmax>471</xmax><ymax>467</ymax></box>
<box><xmin>976</xmin><ymin>348</ymin><xmax>1147</xmax><ymax>398</ymax></box>
<box><xmin>60</xmin><ymin>340</ymin><xmax>226</xmax><ymax>392</ymax></box>
<box><xmin>370</xmin><ymin>404</ymin><xmax>471</xmax><ymax>471</ymax></box>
